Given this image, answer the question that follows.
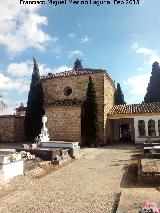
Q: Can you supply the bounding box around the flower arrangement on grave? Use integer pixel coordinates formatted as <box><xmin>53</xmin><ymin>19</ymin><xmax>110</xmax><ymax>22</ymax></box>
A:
<box><xmin>21</xmin><ymin>151</ymin><xmax>35</xmax><ymax>160</ymax></box>
<box><xmin>9</xmin><ymin>152</ymin><xmax>21</xmax><ymax>162</ymax></box>
<box><xmin>139</xmin><ymin>200</ymin><xmax>160</xmax><ymax>213</ymax></box>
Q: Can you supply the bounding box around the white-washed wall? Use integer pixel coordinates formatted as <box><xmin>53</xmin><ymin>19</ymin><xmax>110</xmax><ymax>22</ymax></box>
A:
<box><xmin>134</xmin><ymin>115</ymin><xmax>160</xmax><ymax>143</ymax></box>
<box><xmin>109</xmin><ymin>114</ymin><xmax>160</xmax><ymax>144</ymax></box>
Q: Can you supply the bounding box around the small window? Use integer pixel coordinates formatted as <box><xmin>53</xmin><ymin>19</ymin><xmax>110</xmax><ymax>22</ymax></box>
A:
<box><xmin>138</xmin><ymin>120</ymin><xmax>146</xmax><ymax>136</ymax></box>
<box><xmin>63</xmin><ymin>86</ymin><xmax>72</xmax><ymax>96</ymax></box>
<box><xmin>148</xmin><ymin>119</ymin><xmax>156</xmax><ymax>136</ymax></box>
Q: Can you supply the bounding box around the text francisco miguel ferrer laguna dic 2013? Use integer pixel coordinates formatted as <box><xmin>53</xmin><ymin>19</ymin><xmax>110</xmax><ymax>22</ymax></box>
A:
<box><xmin>19</xmin><ymin>0</ymin><xmax>140</xmax><ymax>6</ymax></box>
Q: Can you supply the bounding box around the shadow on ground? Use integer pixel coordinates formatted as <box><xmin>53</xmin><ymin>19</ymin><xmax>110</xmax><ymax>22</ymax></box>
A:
<box><xmin>120</xmin><ymin>149</ymin><xmax>160</xmax><ymax>189</ymax></box>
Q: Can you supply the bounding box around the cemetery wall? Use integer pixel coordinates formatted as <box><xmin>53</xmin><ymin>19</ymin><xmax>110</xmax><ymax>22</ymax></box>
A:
<box><xmin>42</xmin><ymin>73</ymin><xmax>105</xmax><ymax>143</ymax></box>
<box><xmin>0</xmin><ymin>116</ymin><xmax>25</xmax><ymax>142</ymax></box>
<box><xmin>14</xmin><ymin>117</ymin><xmax>26</xmax><ymax>142</ymax></box>
<box><xmin>45</xmin><ymin>105</ymin><xmax>81</xmax><ymax>143</ymax></box>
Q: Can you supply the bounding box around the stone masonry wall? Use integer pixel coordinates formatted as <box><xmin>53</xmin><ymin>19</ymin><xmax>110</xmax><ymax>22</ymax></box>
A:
<box><xmin>0</xmin><ymin>116</ymin><xmax>25</xmax><ymax>142</ymax></box>
<box><xmin>42</xmin><ymin>73</ymin><xmax>104</xmax><ymax>143</ymax></box>
<box><xmin>104</xmin><ymin>76</ymin><xmax>115</xmax><ymax>143</ymax></box>
<box><xmin>45</xmin><ymin>106</ymin><xmax>81</xmax><ymax>143</ymax></box>
<box><xmin>14</xmin><ymin>117</ymin><xmax>26</xmax><ymax>142</ymax></box>
<box><xmin>0</xmin><ymin>117</ymin><xmax>15</xmax><ymax>142</ymax></box>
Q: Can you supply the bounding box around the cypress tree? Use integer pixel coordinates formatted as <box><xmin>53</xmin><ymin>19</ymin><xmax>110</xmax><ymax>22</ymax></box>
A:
<box><xmin>144</xmin><ymin>61</ymin><xmax>160</xmax><ymax>103</ymax></box>
<box><xmin>24</xmin><ymin>58</ymin><xmax>45</xmax><ymax>141</ymax></box>
<box><xmin>85</xmin><ymin>76</ymin><xmax>99</xmax><ymax>146</ymax></box>
<box><xmin>74</xmin><ymin>58</ymin><xmax>83</xmax><ymax>69</ymax></box>
<box><xmin>115</xmin><ymin>83</ymin><xmax>126</xmax><ymax>105</ymax></box>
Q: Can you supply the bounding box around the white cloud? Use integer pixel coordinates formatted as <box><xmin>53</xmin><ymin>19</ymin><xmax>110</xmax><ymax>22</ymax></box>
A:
<box><xmin>39</xmin><ymin>64</ymin><xmax>71</xmax><ymax>75</ymax></box>
<box><xmin>68</xmin><ymin>33</ymin><xmax>76</xmax><ymax>38</ymax></box>
<box><xmin>81</xmin><ymin>35</ymin><xmax>90</xmax><ymax>44</ymax></box>
<box><xmin>0</xmin><ymin>73</ymin><xmax>30</xmax><ymax>94</ymax></box>
<box><xmin>147</xmin><ymin>53</ymin><xmax>160</xmax><ymax>65</ymax></box>
<box><xmin>137</xmin><ymin>67</ymin><xmax>144</xmax><ymax>71</ymax></box>
<box><xmin>0</xmin><ymin>61</ymin><xmax>71</xmax><ymax>114</ymax></box>
<box><xmin>7</xmin><ymin>60</ymin><xmax>71</xmax><ymax>78</ymax></box>
<box><xmin>0</xmin><ymin>108</ymin><xmax>15</xmax><ymax>115</ymax></box>
<box><xmin>53</xmin><ymin>66</ymin><xmax>71</xmax><ymax>73</ymax></box>
<box><xmin>131</xmin><ymin>42</ymin><xmax>160</xmax><ymax>65</ymax></box>
<box><xmin>0</xmin><ymin>0</ymin><xmax>54</xmax><ymax>56</ymax></box>
<box><xmin>7</xmin><ymin>60</ymin><xmax>32</xmax><ymax>77</ymax></box>
<box><xmin>124</xmin><ymin>73</ymin><xmax>150</xmax><ymax>98</ymax></box>
<box><xmin>136</xmin><ymin>47</ymin><xmax>153</xmax><ymax>55</ymax></box>
<box><xmin>68</xmin><ymin>50</ymin><xmax>83</xmax><ymax>58</ymax></box>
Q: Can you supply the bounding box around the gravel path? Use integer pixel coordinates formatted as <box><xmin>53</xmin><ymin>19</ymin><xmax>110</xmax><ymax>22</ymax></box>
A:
<box><xmin>0</xmin><ymin>145</ymin><xmax>135</xmax><ymax>213</ymax></box>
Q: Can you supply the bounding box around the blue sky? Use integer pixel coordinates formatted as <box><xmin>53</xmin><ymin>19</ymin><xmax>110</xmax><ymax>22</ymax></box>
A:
<box><xmin>0</xmin><ymin>0</ymin><xmax>160</xmax><ymax>114</ymax></box>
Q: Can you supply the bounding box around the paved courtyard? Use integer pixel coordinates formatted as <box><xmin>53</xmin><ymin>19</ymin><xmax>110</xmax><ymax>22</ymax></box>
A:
<box><xmin>0</xmin><ymin>145</ymin><xmax>135</xmax><ymax>213</ymax></box>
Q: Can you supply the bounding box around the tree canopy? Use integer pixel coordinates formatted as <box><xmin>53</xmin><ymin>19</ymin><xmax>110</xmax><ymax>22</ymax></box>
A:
<box><xmin>24</xmin><ymin>58</ymin><xmax>45</xmax><ymax>141</ymax></box>
<box><xmin>74</xmin><ymin>58</ymin><xmax>83</xmax><ymax>69</ymax></box>
<box><xmin>144</xmin><ymin>61</ymin><xmax>160</xmax><ymax>103</ymax></box>
<box><xmin>115</xmin><ymin>83</ymin><xmax>126</xmax><ymax>105</ymax></box>
<box><xmin>85</xmin><ymin>76</ymin><xmax>99</xmax><ymax>146</ymax></box>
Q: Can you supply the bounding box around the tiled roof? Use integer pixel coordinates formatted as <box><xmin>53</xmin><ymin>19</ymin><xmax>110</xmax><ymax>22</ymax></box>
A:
<box><xmin>41</xmin><ymin>68</ymin><xmax>115</xmax><ymax>88</ymax></box>
<box><xmin>45</xmin><ymin>99</ymin><xmax>83</xmax><ymax>107</ymax></box>
<box><xmin>109</xmin><ymin>102</ymin><xmax>160</xmax><ymax>115</ymax></box>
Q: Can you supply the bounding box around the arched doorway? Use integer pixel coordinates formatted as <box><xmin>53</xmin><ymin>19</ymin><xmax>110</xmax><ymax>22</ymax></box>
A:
<box><xmin>119</xmin><ymin>123</ymin><xmax>132</xmax><ymax>142</ymax></box>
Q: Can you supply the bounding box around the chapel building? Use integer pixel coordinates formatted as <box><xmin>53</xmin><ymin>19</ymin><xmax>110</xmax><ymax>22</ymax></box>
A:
<box><xmin>41</xmin><ymin>68</ymin><xmax>115</xmax><ymax>145</ymax></box>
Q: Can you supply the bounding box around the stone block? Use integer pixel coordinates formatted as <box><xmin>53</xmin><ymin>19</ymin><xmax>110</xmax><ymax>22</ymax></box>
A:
<box><xmin>0</xmin><ymin>159</ymin><xmax>24</xmax><ymax>182</ymax></box>
<box><xmin>68</xmin><ymin>146</ymin><xmax>80</xmax><ymax>158</ymax></box>
<box><xmin>0</xmin><ymin>153</ymin><xmax>21</xmax><ymax>164</ymax></box>
<box><xmin>60</xmin><ymin>149</ymin><xmax>69</xmax><ymax>159</ymax></box>
<box><xmin>41</xmin><ymin>141</ymin><xmax>79</xmax><ymax>149</ymax></box>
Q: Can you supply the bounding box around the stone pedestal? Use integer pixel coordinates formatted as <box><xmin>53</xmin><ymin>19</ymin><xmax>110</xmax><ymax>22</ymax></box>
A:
<box><xmin>41</xmin><ymin>141</ymin><xmax>79</xmax><ymax>148</ymax></box>
<box><xmin>0</xmin><ymin>152</ymin><xmax>24</xmax><ymax>183</ymax></box>
<box><xmin>0</xmin><ymin>160</ymin><xmax>24</xmax><ymax>182</ymax></box>
<box><xmin>41</xmin><ymin>141</ymin><xmax>80</xmax><ymax>158</ymax></box>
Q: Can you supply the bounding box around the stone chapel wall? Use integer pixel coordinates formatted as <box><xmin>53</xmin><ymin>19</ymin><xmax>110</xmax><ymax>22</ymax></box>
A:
<box><xmin>42</xmin><ymin>73</ymin><xmax>105</xmax><ymax>143</ymax></box>
<box><xmin>104</xmin><ymin>76</ymin><xmax>115</xmax><ymax>143</ymax></box>
<box><xmin>45</xmin><ymin>106</ymin><xmax>81</xmax><ymax>143</ymax></box>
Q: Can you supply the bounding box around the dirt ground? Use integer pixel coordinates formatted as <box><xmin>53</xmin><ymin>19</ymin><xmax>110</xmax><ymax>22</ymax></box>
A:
<box><xmin>0</xmin><ymin>144</ymin><xmax>134</xmax><ymax>213</ymax></box>
<box><xmin>0</xmin><ymin>144</ymin><xmax>159</xmax><ymax>213</ymax></box>
<box><xmin>117</xmin><ymin>149</ymin><xmax>160</xmax><ymax>213</ymax></box>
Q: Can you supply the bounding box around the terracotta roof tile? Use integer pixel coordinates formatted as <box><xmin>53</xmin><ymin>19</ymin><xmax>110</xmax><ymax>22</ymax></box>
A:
<box><xmin>41</xmin><ymin>68</ymin><xmax>115</xmax><ymax>88</ymax></box>
<box><xmin>109</xmin><ymin>102</ymin><xmax>160</xmax><ymax>115</ymax></box>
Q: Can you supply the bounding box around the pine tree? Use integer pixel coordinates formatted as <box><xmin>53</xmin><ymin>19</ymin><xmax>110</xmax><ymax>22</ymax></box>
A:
<box><xmin>24</xmin><ymin>58</ymin><xmax>45</xmax><ymax>141</ymax></box>
<box><xmin>115</xmin><ymin>83</ymin><xmax>126</xmax><ymax>105</ymax></box>
<box><xmin>85</xmin><ymin>76</ymin><xmax>99</xmax><ymax>146</ymax></box>
<box><xmin>74</xmin><ymin>58</ymin><xmax>83</xmax><ymax>69</ymax></box>
<box><xmin>144</xmin><ymin>61</ymin><xmax>160</xmax><ymax>103</ymax></box>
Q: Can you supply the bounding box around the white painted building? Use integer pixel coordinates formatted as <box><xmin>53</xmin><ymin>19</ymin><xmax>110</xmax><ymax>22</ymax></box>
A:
<box><xmin>108</xmin><ymin>102</ymin><xmax>160</xmax><ymax>144</ymax></box>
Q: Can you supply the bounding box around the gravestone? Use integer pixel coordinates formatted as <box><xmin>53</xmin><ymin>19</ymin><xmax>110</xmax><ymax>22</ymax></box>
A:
<box><xmin>39</xmin><ymin>115</ymin><xmax>80</xmax><ymax>158</ymax></box>
<box><xmin>0</xmin><ymin>150</ymin><xmax>24</xmax><ymax>182</ymax></box>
